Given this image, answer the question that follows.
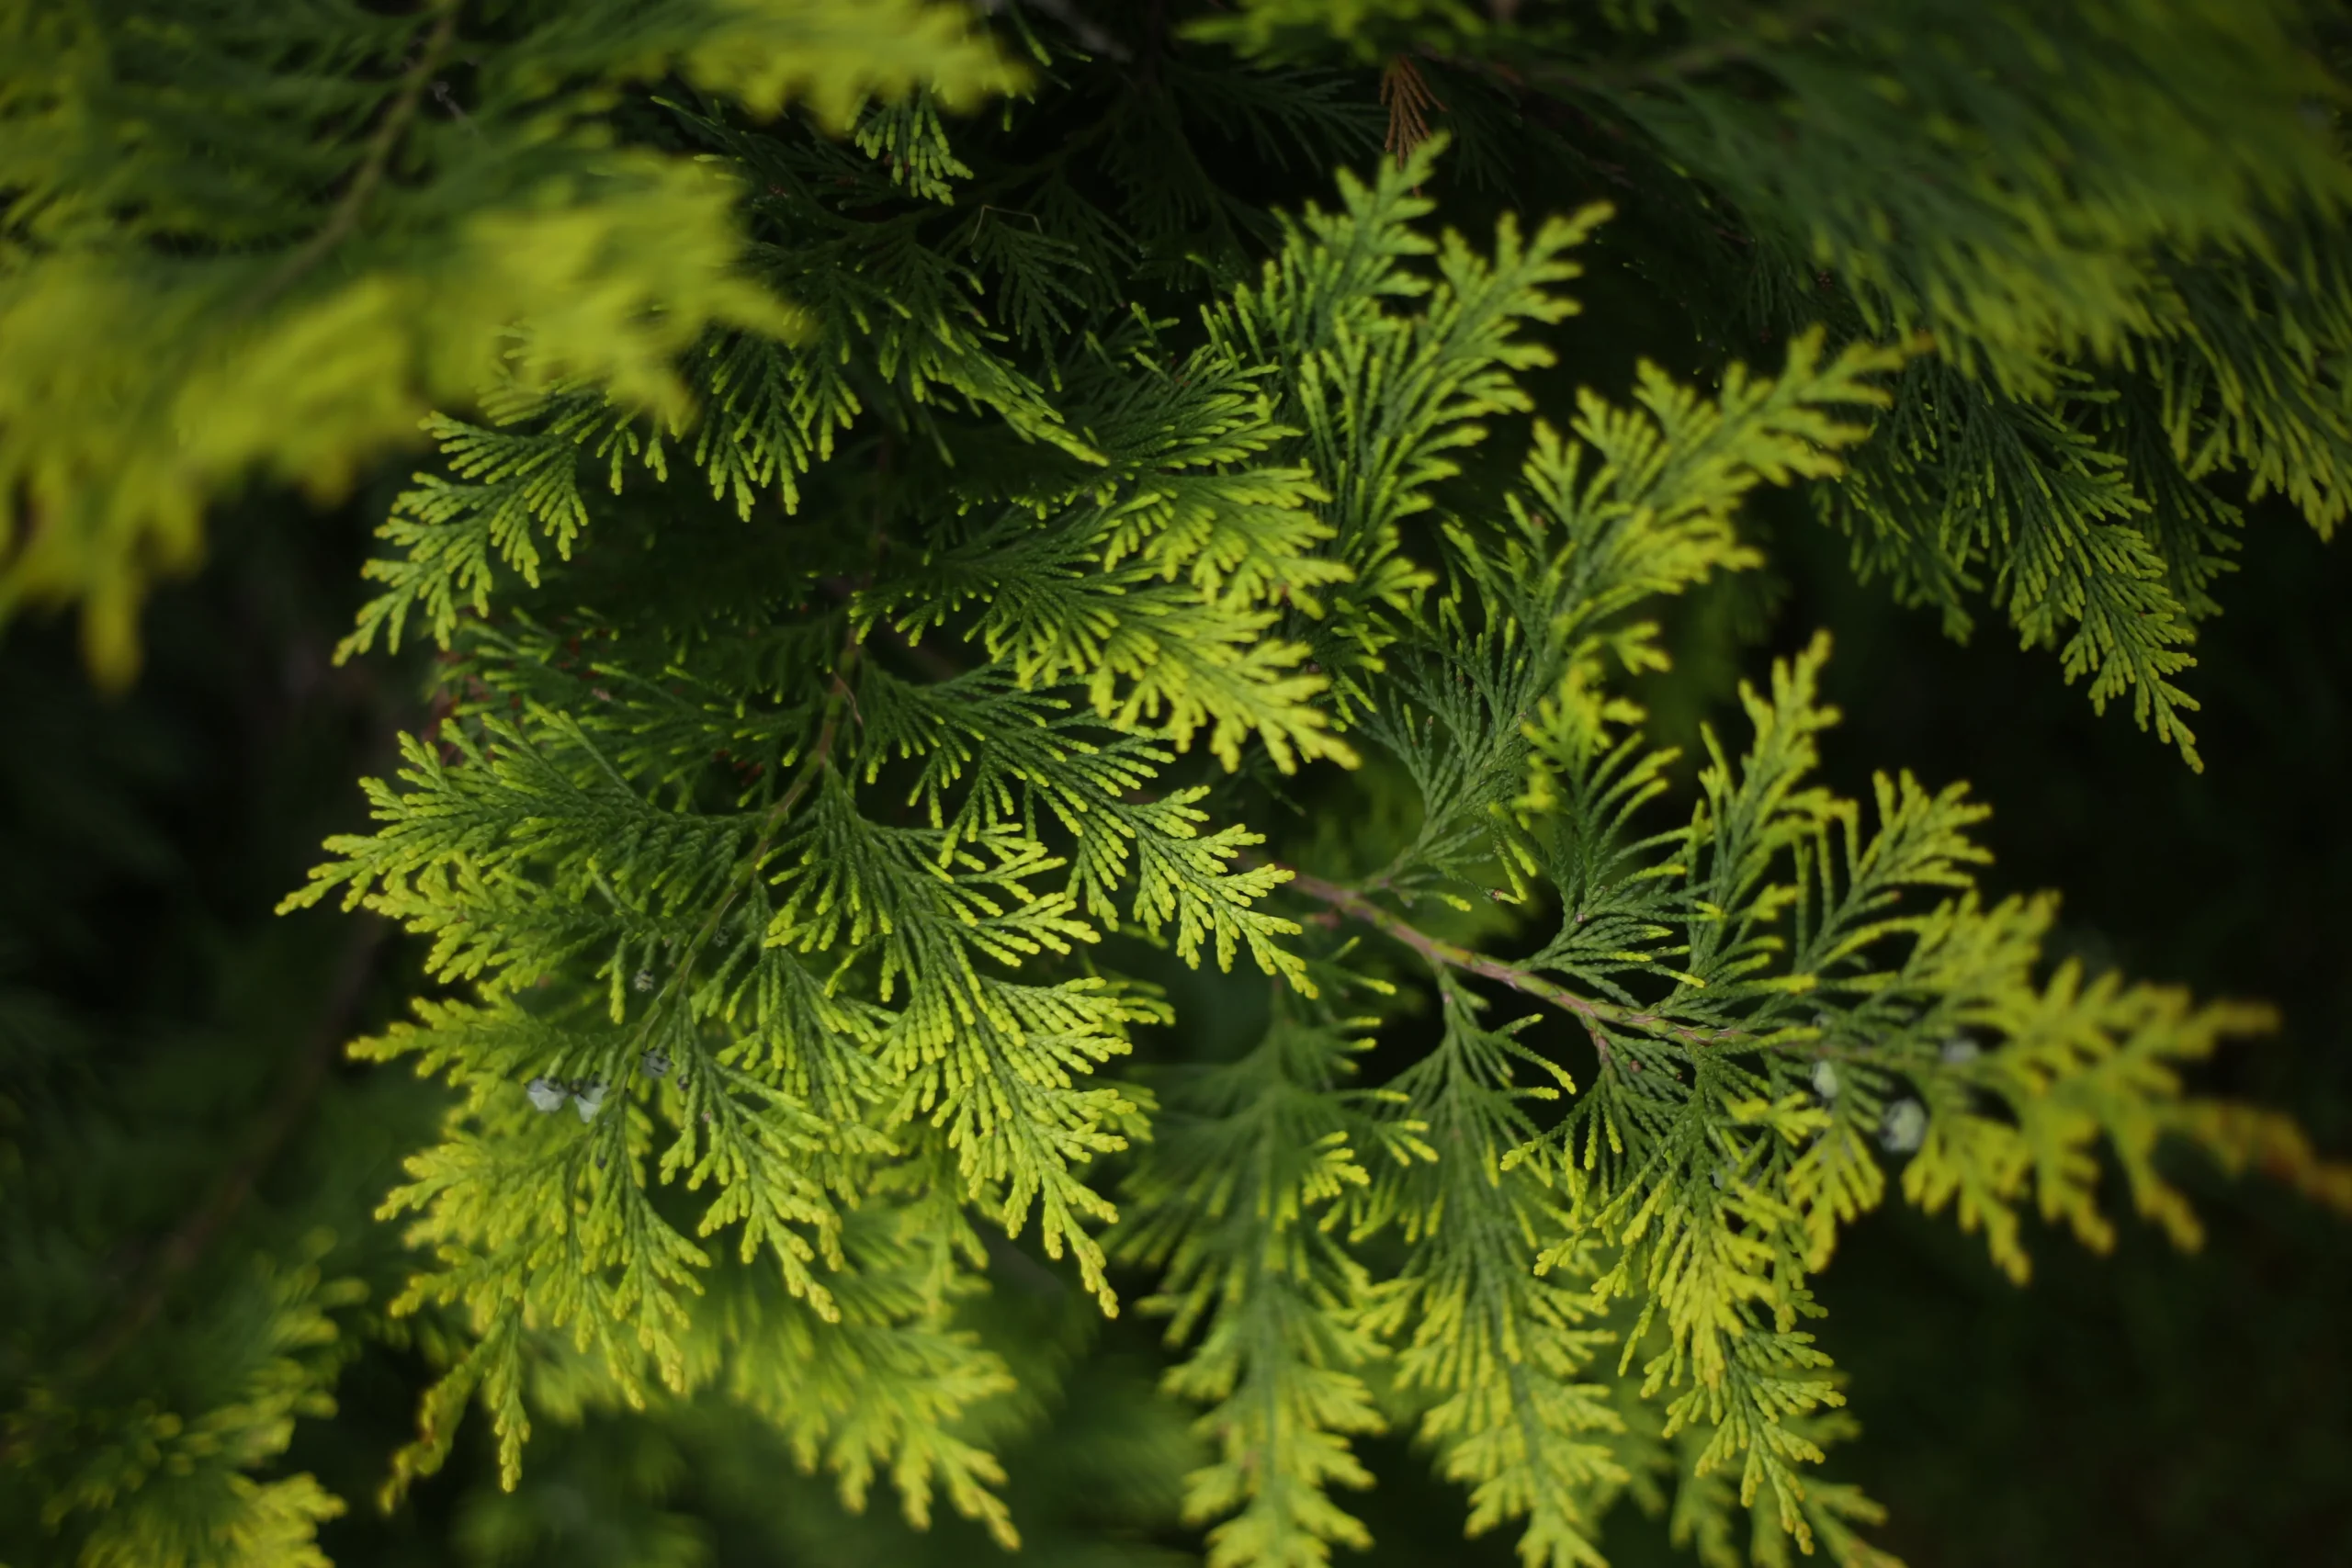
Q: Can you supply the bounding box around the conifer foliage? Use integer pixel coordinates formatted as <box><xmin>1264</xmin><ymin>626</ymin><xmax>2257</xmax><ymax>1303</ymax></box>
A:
<box><xmin>10</xmin><ymin>4</ymin><xmax>2352</xmax><ymax>1567</ymax></box>
<box><xmin>0</xmin><ymin>0</ymin><xmax>1016</xmax><ymax>684</ymax></box>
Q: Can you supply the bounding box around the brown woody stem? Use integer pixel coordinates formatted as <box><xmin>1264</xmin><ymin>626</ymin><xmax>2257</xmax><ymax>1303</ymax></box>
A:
<box><xmin>1276</xmin><ymin>867</ymin><xmax>1744</xmax><ymax>1055</ymax></box>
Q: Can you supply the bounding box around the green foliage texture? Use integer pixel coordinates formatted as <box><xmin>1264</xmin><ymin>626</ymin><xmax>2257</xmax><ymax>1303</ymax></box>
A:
<box><xmin>6</xmin><ymin>4</ymin><xmax>2352</xmax><ymax>1567</ymax></box>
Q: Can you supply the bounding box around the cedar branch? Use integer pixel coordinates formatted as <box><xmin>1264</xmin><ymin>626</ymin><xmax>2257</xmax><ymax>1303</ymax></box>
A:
<box><xmin>1277</xmin><ymin>867</ymin><xmax>1743</xmax><ymax>1055</ymax></box>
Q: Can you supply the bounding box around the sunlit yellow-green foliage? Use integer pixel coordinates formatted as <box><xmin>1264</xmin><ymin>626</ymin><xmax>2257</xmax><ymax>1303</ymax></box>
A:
<box><xmin>272</xmin><ymin>127</ymin><xmax>2352</xmax><ymax>1568</ymax></box>
<box><xmin>24</xmin><ymin>1235</ymin><xmax>362</xmax><ymax>1568</ymax></box>
<box><xmin>18</xmin><ymin>6</ymin><xmax>2352</xmax><ymax>1568</ymax></box>
<box><xmin>0</xmin><ymin>0</ymin><xmax>1019</xmax><ymax>683</ymax></box>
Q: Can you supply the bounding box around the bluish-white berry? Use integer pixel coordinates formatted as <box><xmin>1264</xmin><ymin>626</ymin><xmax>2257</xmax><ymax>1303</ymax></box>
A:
<box><xmin>526</xmin><ymin>1077</ymin><xmax>567</xmax><ymax>1113</ymax></box>
<box><xmin>1811</xmin><ymin>1059</ymin><xmax>1840</xmax><ymax>1100</ymax></box>
<box><xmin>1880</xmin><ymin>1098</ymin><xmax>1928</xmax><ymax>1154</ymax></box>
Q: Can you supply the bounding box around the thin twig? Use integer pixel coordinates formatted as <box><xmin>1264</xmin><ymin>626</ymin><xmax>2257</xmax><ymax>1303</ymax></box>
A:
<box><xmin>1605</xmin><ymin>0</ymin><xmax>1852</xmax><ymax>88</ymax></box>
<box><xmin>648</xmin><ymin>623</ymin><xmax>861</xmax><ymax>1014</ymax></box>
<box><xmin>71</xmin><ymin>916</ymin><xmax>390</xmax><ymax>1378</ymax></box>
<box><xmin>824</xmin><ymin>574</ymin><xmax>963</xmax><ymax>682</ymax></box>
<box><xmin>239</xmin><ymin>0</ymin><xmax>460</xmax><ymax>315</ymax></box>
<box><xmin>1435</xmin><ymin>0</ymin><xmax>1857</xmax><ymax>102</ymax></box>
<box><xmin>1278</xmin><ymin>867</ymin><xmax>1742</xmax><ymax>1055</ymax></box>
<box><xmin>633</xmin><ymin>477</ymin><xmax>892</xmax><ymax>1044</ymax></box>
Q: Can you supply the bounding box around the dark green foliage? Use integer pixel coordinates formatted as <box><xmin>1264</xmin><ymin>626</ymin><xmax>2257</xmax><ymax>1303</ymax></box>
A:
<box><xmin>6</xmin><ymin>5</ymin><xmax>2352</xmax><ymax>1568</ymax></box>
